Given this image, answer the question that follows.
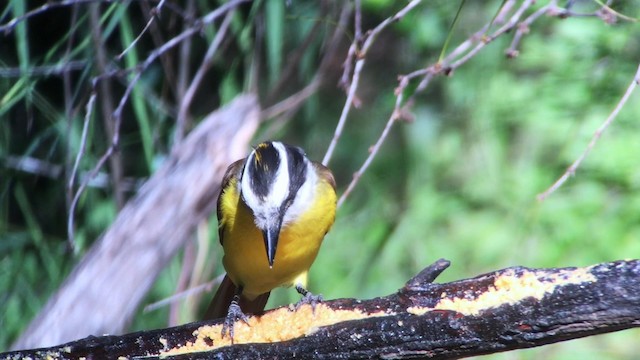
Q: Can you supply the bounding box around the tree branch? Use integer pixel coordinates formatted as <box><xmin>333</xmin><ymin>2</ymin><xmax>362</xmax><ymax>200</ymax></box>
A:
<box><xmin>6</xmin><ymin>259</ymin><xmax>639</xmax><ymax>358</ymax></box>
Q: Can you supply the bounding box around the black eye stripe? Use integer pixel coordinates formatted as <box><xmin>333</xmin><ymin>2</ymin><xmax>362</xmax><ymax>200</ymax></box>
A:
<box><xmin>247</xmin><ymin>143</ymin><xmax>280</xmax><ymax>199</ymax></box>
<box><xmin>282</xmin><ymin>145</ymin><xmax>307</xmax><ymax>210</ymax></box>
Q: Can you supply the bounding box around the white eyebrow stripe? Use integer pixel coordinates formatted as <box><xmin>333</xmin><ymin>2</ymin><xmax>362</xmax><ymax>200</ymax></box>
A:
<box><xmin>269</xmin><ymin>142</ymin><xmax>290</xmax><ymax>206</ymax></box>
<box><xmin>240</xmin><ymin>151</ymin><xmax>259</xmax><ymax>210</ymax></box>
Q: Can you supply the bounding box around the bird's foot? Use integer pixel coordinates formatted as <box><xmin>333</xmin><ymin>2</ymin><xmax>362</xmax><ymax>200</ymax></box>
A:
<box><xmin>294</xmin><ymin>284</ymin><xmax>323</xmax><ymax>312</ymax></box>
<box><xmin>221</xmin><ymin>300</ymin><xmax>250</xmax><ymax>343</ymax></box>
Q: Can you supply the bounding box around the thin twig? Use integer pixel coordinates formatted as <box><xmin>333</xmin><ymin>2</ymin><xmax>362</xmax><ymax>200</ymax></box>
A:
<box><xmin>321</xmin><ymin>2</ymin><xmax>354</xmax><ymax>75</ymax></box>
<box><xmin>5</xmin><ymin>154</ymin><xmax>141</xmax><ymax>191</ymax></box>
<box><xmin>176</xmin><ymin>10</ymin><xmax>234</xmax><ymax>140</ymax></box>
<box><xmin>5</xmin><ymin>156</ymin><xmax>63</xmax><ymax>178</ymax></box>
<box><xmin>68</xmin><ymin>147</ymin><xmax>115</xmax><ymax>247</ymax></box>
<box><xmin>264</xmin><ymin>8</ymin><xmax>325</xmax><ymax>106</ymax></box>
<box><xmin>336</xmin><ymin>2</ymin><xmax>358</xmax><ymax>89</ymax></box>
<box><xmin>144</xmin><ymin>274</ymin><xmax>225</xmax><ymax>313</ymax></box>
<box><xmin>323</xmin><ymin>0</ymin><xmax>423</xmax><ymax>166</ymax></box>
<box><xmin>402</xmin><ymin>0</ymin><xmax>533</xmax><ymax>86</ymax></box>
<box><xmin>337</xmin><ymin>0</ymin><xmax>360</xmax><ymax>92</ymax></box>
<box><xmin>0</xmin><ymin>61</ymin><xmax>86</xmax><ymax>77</ymax></box>
<box><xmin>337</xmin><ymin>94</ymin><xmax>404</xmax><ymax>208</ymax></box>
<box><xmin>68</xmin><ymin>94</ymin><xmax>95</xmax><ymax>192</ymax></box>
<box><xmin>322</xmin><ymin>58</ymin><xmax>364</xmax><ymax>166</ymax></box>
<box><xmin>494</xmin><ymin>0</ymin><xmax>517</xmax><ymax>24</ymax></box>
<box><xmin>506</xmin><ymin>0</ymin><xmax>558</xmax><ymax>57</ymax></box>
<box><xmin>447</xmin><ymin>0</ymin><xmax>535</xmax><ymax>71</ymax></box>
<box><xmin>397</xmin><ymin>0</ymin><xmax>544</xmax><ymax>100</ymax></box>
<box><xmin>258</xmin><ymin>2</ymin><xmax>353</xmax><ymax>139</ymax></box>
<box><xmin>90</xmin><ymin>3</ymin><xmax>125</xmax><ymax>210</ymax></box>
<box><xmin>116</xmin><ymin>0</ymin><xmax>166</xmax><ymax>60</ymax></box>
<box><xmin>63</xmin><ymin>3</ymin><xmax>81</xmax><ymax>220</ymax></box>
<box><xmin>261</xmin><ymin>76</ymin><xmax>322</xmax><ymax>121</ymax></box>
<box><xmin>353</xmin><ymin>0</ymin><xmax>362</xmax><ymax>42</ymax></box>
<box><xmin>67</xmin><ymin>93</ymin><xmax>96</xmax><ymax>251</ymax></box>
<box><xmin>174</xmin><ymin>0</ymin><xmax>197</xmax><ymax>143</ymax></box>
<box><xmin>110</xmin><ymin>0</ymin><xmax>250</xmax><ymax>134</ymax></box>
<box><xmin>0</xmin><ymin>1</ymin><xmax>199</xmax><ymax>35</ymax></box>
<box><xmin>405</xmin><ymin>0</ymin><xmax>563</xmax><ymax>90</ymax></box>
<box><xmin>170</xmin><ymin>237</ymin><xmax>195</xmax><ymax>326</ymax></box>
<box><xmin>0</xmin><ymin>0</ymin><xmax>109</xmax><ymax>34</ymax></box>
<box><xmin>338</xmin><ymin>42</ymin><xmax>358</xmax><ymax>92</ymax></box>
<box><xmin>537</xmin><ymin>63</ymin><xmax>640</xmax><ymax>201</ymax></box>
<box><xmin>188</xmin><ymin>219</ymin><xmax>216</xmax><ymax>320</ymax></box>
<box><xmin>591</xmin><ymin>0</ymin><xmax>638</xmax><ymax>22</ymax></box>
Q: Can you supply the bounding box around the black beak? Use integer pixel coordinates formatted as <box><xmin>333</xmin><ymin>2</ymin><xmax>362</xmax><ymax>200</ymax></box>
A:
<box><xmin>262</xmin><ymin>222</ymin><xmax>282</xmax><ymax>268</ymax></box>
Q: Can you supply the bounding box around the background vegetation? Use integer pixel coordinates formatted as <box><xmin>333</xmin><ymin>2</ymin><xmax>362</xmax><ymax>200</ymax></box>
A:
<box><xmin>1</xmin><ymin>0</ymin><xmax>639</xmax><ymax>358</ymax></box>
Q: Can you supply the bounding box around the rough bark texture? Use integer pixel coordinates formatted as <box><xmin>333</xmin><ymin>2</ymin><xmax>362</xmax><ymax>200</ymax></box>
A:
<box><xmin>5</xmin><ymin>259</ymin><xmax>639</xmax><ymax>359</ymax></box>
<box><xmin>11</xmin><ymin>94</ymin><xmax>260</xmax><ymax>351</ymax></box>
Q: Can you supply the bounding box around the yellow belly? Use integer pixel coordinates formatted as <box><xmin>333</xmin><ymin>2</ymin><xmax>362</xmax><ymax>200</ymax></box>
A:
<box><xmin>219</xmin><ymin>179</ymin><xmax>336</xmax><ymax>300</ymax></box>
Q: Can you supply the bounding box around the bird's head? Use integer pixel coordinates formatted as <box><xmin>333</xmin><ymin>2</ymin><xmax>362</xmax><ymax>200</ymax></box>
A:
<box><xmin>239</xmin><ymin>141</ymin><xmax>315</xmax><ymax>267</ymax></box>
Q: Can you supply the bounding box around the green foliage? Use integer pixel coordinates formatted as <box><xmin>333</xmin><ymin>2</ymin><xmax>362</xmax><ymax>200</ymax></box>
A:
<box><xmin>1</xmin><ymin>0</ymin><xmax>639</xmax><ymax>357</ymax></box>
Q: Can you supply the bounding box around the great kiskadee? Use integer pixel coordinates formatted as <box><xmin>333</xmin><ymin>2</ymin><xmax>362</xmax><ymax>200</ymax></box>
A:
<box><xmin>204</xmin><ymin>141</ymin><xmax>337</xmax><ymax>338</ymax></box>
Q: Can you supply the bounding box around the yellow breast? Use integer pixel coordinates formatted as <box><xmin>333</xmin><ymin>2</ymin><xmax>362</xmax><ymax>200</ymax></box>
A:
<box><xmin>218</xmin><ymin>178</ymin><xmax>336</xmax><ymax>299</ymax></box>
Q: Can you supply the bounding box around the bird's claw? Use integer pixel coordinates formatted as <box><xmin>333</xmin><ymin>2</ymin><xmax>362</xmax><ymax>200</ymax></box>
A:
<box><xmin>221</xmin><ymin>301</ymin><xmax>250</xmax><ymax>343</ymax></box>
<box><xmin>294</xmin><ymin>284</ymin><xmax>323</xmax><ymax>312</ymax></box>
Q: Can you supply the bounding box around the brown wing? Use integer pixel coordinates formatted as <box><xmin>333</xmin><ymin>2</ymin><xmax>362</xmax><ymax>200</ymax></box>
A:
<box><xmin>312</xmin><ymin>161</ymin><xmax>336</xmax><ymax>190</ymax></box>
<box><xmin>217</xmin><ymin>159</ymin><xmax>245</xmax><ymax>246</ymax></box>
<box><xmin>209</xmin><ymin>158</ymin><xmax>269</xmax><ymax>321</ymax></box>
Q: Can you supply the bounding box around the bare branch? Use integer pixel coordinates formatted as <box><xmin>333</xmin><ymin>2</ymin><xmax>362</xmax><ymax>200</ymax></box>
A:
<box><xmin>0</xmin><ymin>61</ymin><xmax>86</xmax><ymax>77</ymax></box>
<box><xmin>337</xmin><ymin>93</ymin><xmax>401</xmax><ymax>207</ymax></box>
<box><xmin>174</xmin><ymin>0</ymin><xmax>197</xmax><ymax>143</ymax></box>
<box><xmin>259</xmin><ymin>2</ymin><xmax>353</xmax><ymax>132</ymax></box>
<box><xmin>322</xmin><ymin>58</ymin><xmax>363</xmax><ymax>167</ymax></box>
<box><xmin>176</xmin><ymin>10</ymin><xmax>234</xmax><ymax>141</ymax></box>
<box><xmin>0</xmin><ymin>0</ymin><xmax>113</xmax><ymax>34</ymax></box>
<box><xmin>494</xmin><ymin>0</ymin><xmax>517</xmax><ymax>24</ymax></box>
<box><xmin>260</xmin><ymin>77</ymin><xmax>322</xmax><ymax>121</ymax></box>
<box><xmin>323</xmin><ymin>0</ymin><xmax>423</xmax><ymax>167</ymax></box>
<box><xmin>144</xmin><ymin>274</ymin><xmax>224</xmax><ymax>314</ymax></box>
<box><xmin>506</xmin><ymin>1</ymin><xmax>556</xmax><ymax>58</ymax></box>
<box><xmin>66</xmin><ymin>93</ymin><xmax>95</xmax><ymax>250</ymax></box>
<box><xmin>447</xmin><ymin>0</ymin><xmax>536</xmax><ymax>71</ymax></box>
<box><xmin>116</xmin><ymin>0</ymin><xmax>166</xmax><ymax>60</ymax></box>
<box><xmin>537</xmin><ymin>63</ymin><xmax>640</xmax><ymax>200</ymax></box>
<box><xmin>89</xmin><ymin>3</ymin><xmax>125</xmax><ymax>208</ymax></box>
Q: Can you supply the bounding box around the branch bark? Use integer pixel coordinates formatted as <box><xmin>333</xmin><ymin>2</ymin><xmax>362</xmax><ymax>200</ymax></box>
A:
<box><xmin>11</xmin><ymin>94</ymin><xmax>260</xmax><ymax>351</ymax></box>
<box><xmin>6</xmin><ymin>259</ymin><xmax>639</xmax><ymax>359</ymax></box>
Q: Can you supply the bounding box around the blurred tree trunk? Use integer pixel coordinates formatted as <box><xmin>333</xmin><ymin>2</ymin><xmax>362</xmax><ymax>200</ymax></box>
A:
<box><xmin>11</xmin><ymin>94</ymin><xmax>260</xmax><ymax>350</ymax></box>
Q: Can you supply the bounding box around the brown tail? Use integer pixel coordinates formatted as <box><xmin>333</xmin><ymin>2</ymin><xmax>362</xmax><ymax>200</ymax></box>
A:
<box><xmin>204</xmin><ymin>274</ymin><xmax>270</xmax><ymax>320</ymax></box>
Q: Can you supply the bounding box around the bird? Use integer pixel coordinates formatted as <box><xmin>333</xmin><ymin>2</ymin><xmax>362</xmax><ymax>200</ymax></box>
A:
<box><xmin>204</xmin><ymin>141</ymin><xmax>337</xmax><ymax>339</ymax></box>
